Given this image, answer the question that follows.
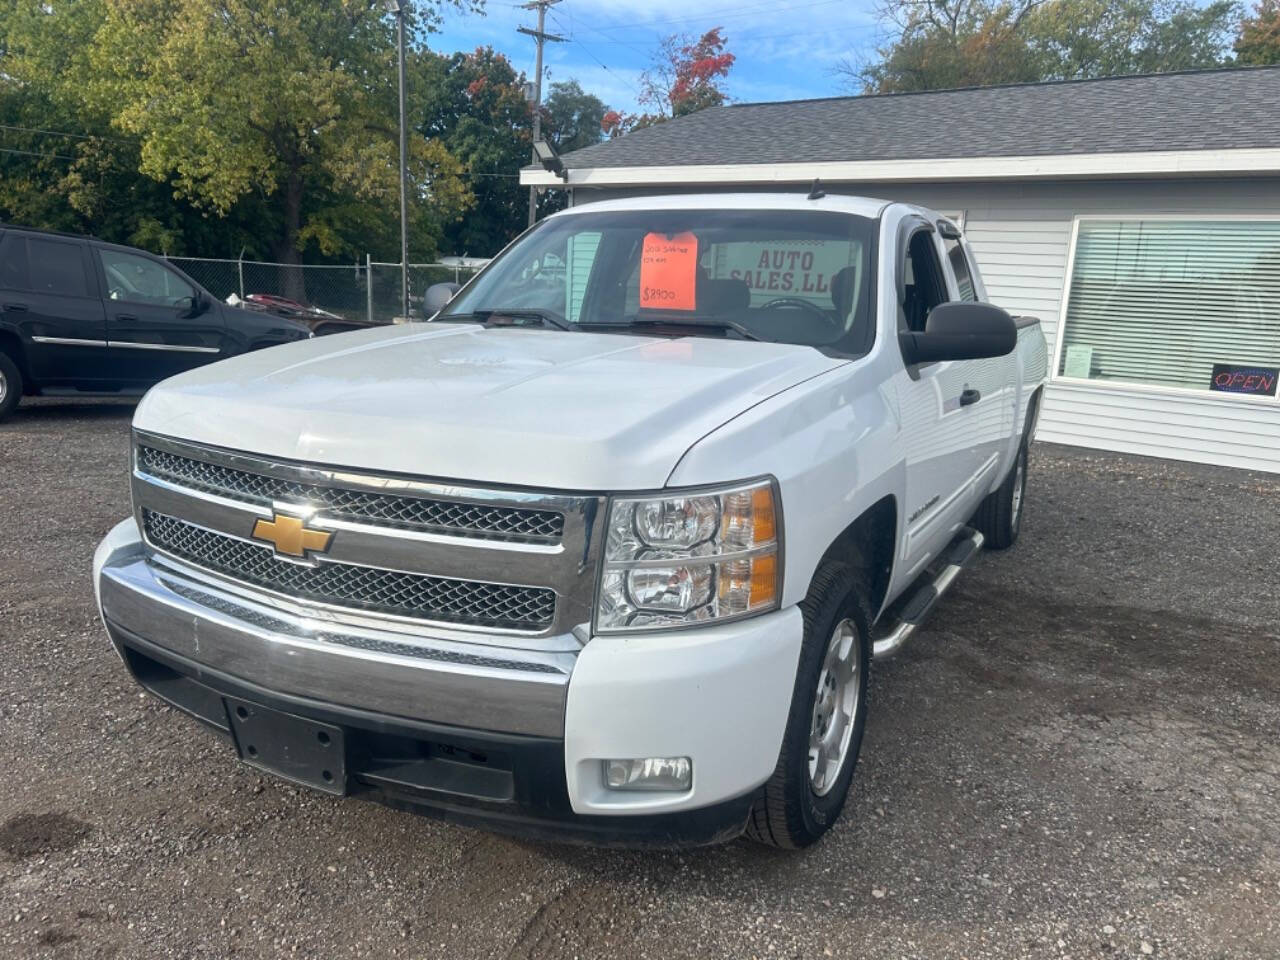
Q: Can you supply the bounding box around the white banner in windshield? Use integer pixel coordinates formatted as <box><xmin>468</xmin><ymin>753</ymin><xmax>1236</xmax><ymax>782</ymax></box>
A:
<box><xmin>709</xmin><ymin>240</ymin><xmax>856</xmax><ymax>308</ymax></box>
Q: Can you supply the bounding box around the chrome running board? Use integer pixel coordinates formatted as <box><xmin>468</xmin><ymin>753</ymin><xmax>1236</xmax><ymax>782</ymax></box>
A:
<box><xmin>873</xmin><ymin>527</ymin><xmax>984</xmax><ymax>660</ymax></box>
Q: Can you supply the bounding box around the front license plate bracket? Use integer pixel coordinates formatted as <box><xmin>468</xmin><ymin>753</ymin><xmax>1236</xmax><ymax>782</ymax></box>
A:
<box><xmin>224</xmin><ymin>697</ymin><xmax>347</xmax><ymax>796</ymax></box>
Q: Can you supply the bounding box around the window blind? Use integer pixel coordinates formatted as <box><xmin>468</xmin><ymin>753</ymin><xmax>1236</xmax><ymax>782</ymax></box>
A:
<box><xmin>1059</xmin><ymin>219</ymin><xmax>1280</xmax><ymax>392</ymax></box>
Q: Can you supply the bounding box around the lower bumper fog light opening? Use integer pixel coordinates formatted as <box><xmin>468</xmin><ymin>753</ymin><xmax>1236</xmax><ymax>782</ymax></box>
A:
<box><xmin>603</xmin><ymin>757</ymin><xmax>692</xmax><ymax>792</ymax></box>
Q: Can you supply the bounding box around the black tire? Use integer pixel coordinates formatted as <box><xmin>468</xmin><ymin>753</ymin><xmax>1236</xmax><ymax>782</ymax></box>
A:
<box><xmin>0</xmin><ymin>350</ymin><xmax>22</xmax><ymax>422</ymax></box>
<box><xmin>974</xmin><ymin>440</ymin><xmax>1028</xmax><ymax>550</ymax></box>
<box><xmin>746</xmin><ymin>560</ymin><xmax>871</xmax><ymax>848</ymax></box>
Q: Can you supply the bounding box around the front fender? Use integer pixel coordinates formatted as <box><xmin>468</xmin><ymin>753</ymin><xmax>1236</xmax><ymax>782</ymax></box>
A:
<box><xmin>666</xmin><ymin>360</ymin><xmax>903</xmax><ymax>611</ymax></box>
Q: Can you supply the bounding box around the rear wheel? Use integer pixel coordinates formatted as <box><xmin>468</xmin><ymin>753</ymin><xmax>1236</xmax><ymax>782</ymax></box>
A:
<box><xmin>746</xmin><ymin>561</ymin><xmax>870</xmax><ymax>848</ymax></box>
<box><xmin>974</xmin><ymin>440</ymin><xmax>1028</xmax><ymax>550</ymax></box>
<box><xmin>0</xmin><ymin>351</ymin><xmax>22</xmax><ymax>422</ymax></box>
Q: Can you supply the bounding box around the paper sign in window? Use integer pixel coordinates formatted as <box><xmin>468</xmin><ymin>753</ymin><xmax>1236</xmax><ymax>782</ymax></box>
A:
<box><xmin>640</xmin><ymin>232</ymin><xmax>698</xmax><ymax>311</ymax></box>
<box><xmin>1063</xmin><ymin>344</ymin><xmax>1093</xmax><ymax>379</ymax></box>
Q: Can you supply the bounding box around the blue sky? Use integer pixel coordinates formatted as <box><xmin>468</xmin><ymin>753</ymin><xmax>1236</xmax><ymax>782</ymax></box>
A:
<box><xmin>431</xmin><ymin>0</ymin><xmax>884</xmax><ymax>114</ymax></box>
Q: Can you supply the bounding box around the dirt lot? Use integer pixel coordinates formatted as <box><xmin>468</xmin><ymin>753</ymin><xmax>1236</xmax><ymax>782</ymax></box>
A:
<box><xmin>1</xmin><ymin>397</ymin><xmax>1278</xmax><ymax>960</ymax></box>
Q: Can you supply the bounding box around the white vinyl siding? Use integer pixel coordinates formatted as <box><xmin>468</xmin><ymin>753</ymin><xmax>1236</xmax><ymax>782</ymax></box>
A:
<box><xmin>565</xmin><ymin>232</ymin><xmax>601</xmax><ymax>323</ymax></box>
<box><xmin>963</xmin><ymin>219</ymin><xmax>1070</xmax><ymax>345</ymax></box>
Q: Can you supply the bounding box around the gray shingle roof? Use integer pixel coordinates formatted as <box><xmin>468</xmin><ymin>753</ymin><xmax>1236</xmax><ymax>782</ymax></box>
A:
<box><xmin>559</xmin><ymin>67</ymin><xmax>1280</xmax><ymax>169</ymax></box>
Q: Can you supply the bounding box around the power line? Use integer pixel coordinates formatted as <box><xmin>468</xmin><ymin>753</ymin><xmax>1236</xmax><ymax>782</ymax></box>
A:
<box><xmin>548</xmin><ymin>12</ymin><xmax>644</xmax><ymax>98</ymax></box>
<box><xmin>0</xmin><ymin>122</ymin><xmax>132</xmax><ymax>144</ymax></box>
<box><xmin>550</xmin><ymin>8</ymin><xmax>649</xmax><ymax>59</ymax></box>
<box><xmin>0</xmin><ymin>146</ymin><xmax>74</xmax><ymax>161</ymax></box>
<box><xmin>586</xmin><ymin>0</ymin><xmax>848</xmax><ymax>35</ymax></box>
<box><xmin>563</xmin><ymin>39</ymin><xmax>644</xmax><ymax>97</ymax></box>
<box><xmin>573</xmin><ymin>26</ymin><xmax>831</xmax><ymax>48</ymax></box>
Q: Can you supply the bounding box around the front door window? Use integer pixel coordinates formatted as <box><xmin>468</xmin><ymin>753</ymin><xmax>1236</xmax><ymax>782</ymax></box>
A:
<box><xmin>98</xmin><ymin>249</ymin><xmax>194</xmax><ymax>306</ymax></box>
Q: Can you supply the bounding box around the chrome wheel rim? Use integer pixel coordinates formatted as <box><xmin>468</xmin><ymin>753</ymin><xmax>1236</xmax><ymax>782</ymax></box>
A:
<box><xmin>809</xmin><ymin>618</ymin><xmax>860</xmax><ymax>796</ymax></box>
<box><xmin>1011</xmin><ymin>451</ymin><xmax>1026</xmax><ymax>527</ymax></box>
<box><xmin>0</xmin><ymin>369</ymin><xmax>7</xmax><ymax>406</ymax></box>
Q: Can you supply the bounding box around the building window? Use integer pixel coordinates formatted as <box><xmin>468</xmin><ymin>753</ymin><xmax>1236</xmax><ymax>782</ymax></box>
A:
<box><xmin>1058</xmin><ymin>218</ymin><xmax>1280</xmax><ymax>397</ymax></box>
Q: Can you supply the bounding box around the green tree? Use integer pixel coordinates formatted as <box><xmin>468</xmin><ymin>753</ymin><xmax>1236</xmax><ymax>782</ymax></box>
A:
<box><xmin>84</xmin><ymin>0</ymin><xmax>474</xmax><ymax>282</ymax></box>
<box><xmin>1032</xmin><ymin>0</ymin><xmax>1240</xmax><ymax>78</ymax></box>
<box><xmin>847</xmin><ymin>0</ymin><xmax>1241</xmax><ymax>93</ymax></box>
<box><xmin>416</xmin><ymin>45</ymin><xmax>531</xmax><ymax>256</ymax></box>
<box><xmin>0</xmin><ymin>0</ymin><xmax>247</xmax><ymax>253</ymax></box>
<box><xmin>543</xmin><ymin>80</ymin><xmax>608</xmax><ymax>153</ymax></box>
<box><xmin>1236</xmin><ymin>0</ymin><xmax>1280</xmax><ymax>63</ymax></box>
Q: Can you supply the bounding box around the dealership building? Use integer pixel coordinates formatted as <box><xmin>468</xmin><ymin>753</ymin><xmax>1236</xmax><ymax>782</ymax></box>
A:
<box><xmin>522</xmin><ymin>66</ymin><xmax>1280</xmax><ymax>474</ymax></box>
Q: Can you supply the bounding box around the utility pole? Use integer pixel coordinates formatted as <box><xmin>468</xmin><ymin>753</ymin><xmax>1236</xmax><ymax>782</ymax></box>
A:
<box><xmin>518</xmin><ymin>0</ymin><xmax>564</xmax><ymax>227</ymax></box>
<box><xmin>394</xmin><ymin>1</ymin><xmax>409</xmax><ymax>320</ymax></box>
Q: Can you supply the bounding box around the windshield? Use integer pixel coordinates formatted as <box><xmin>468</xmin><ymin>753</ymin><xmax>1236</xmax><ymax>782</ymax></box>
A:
<box><xmin>440</xmin><ymin>208</ymin><xmax>877</xmax><ymax>353</ymax></box>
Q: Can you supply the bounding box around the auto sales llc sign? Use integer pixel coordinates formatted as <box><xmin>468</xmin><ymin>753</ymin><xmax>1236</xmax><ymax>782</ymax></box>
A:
<box><xmin>710</xmin><ymin>241</ymin><xmax>857</xmax><ymax>307</ymax></box>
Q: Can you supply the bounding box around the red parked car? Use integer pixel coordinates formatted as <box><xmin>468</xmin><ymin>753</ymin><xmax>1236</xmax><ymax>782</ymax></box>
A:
<box><xmin>232</xmin><ymin>293</ymin><xmax>379</xmax><ymax>336</ymax></box>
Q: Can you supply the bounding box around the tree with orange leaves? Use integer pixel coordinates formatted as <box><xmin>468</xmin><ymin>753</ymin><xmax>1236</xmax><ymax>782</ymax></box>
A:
<box><xmin>603</xmin><ymin>28</ymin><xmax>735</xmax><ymax>137</ymax></box>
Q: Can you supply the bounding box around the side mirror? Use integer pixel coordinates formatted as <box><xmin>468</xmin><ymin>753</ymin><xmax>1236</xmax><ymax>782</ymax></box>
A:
<box><xmin>899</xmin><ymin>301</ymin><xmax>1017</xmax><ymax>364</ymax></box>
<box><xmin>176</xmin><ymin>294</ymin><xmax>206</xmax><ymax>318</ymax></box>
<box><xmin>423</xmin><ymin>282</ymin><xmax>461</xmax><ymax>318</ymax></box>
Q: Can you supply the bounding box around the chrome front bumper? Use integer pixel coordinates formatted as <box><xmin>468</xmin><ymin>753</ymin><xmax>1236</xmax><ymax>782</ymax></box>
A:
<box><xmin>95</xmin><ymin>520</ymin><xmax>576</xmax><ymax>738</ymax></box>
<box><xmin>95</xmin><ymin>517</ymin><xmax>806</xmax><ymax>826</ymax></box>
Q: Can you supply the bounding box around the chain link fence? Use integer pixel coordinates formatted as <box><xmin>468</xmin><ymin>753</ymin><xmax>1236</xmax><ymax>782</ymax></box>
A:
<box><xmin>164</xmin><ymin>256</ymin><xmax>484</xmax><ymax>326</ymax></box>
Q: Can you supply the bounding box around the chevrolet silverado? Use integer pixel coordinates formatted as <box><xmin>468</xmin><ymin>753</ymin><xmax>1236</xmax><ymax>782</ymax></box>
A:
<box><xmin>94</xmin><ymin>193</ymin><xmax>1048</xmax><ymax>847</ymax></box>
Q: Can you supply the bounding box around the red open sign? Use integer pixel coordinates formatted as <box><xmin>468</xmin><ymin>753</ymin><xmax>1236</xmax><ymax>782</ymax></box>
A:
<box><xmin>1210</xmin><ymin>363</ymin><xmax>1279</xmax><ymax>397</ymax></box>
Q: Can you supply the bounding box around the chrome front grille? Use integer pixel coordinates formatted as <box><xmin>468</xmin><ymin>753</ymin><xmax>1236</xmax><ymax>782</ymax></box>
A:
<box><xmin>144</xmin><ymin>510</ymin><xmax>557</xmax><ymax>631</ymax></box>
<box><xmin>131</xmin><ymin>432</ymin><xmax>606</xmax><ymax>640</ymax></box>
<box><xmin>137</xmin><ymin>444</ymin><xmax>565</xmax><ymax>543</ymax></box>
<box><xmin>158</xmin><ymin>576</ymin><xmax>565</xmax><ymax>673</ymax></box>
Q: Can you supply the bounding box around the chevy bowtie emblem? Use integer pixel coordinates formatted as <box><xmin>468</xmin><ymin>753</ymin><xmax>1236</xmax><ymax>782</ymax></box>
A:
<box><xmin>252</xmin><ymin>512</ymin><xmax>333</xmax><ymax>560</ymax></box>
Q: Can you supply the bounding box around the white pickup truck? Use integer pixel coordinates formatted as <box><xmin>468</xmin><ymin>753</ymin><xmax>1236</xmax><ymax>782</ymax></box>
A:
<box><xmin>93</xmin><ymin>193</ymin><xmax>1047</xmax><ymax>847</ymax></box>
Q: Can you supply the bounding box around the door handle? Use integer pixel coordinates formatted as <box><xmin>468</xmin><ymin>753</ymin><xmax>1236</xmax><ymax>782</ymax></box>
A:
<box><xmin>3</xmin><ymin>302</ymin><xmax>28</xmax><ymax>313</ymax></box>
<box><xmin>115</xmin><ymin>314</ymin><xmax>139</xmax><ymax>322</ymax></box>
<box><xmin>959</xmin><ymin>388</ymin><xmax>981</xmax><ymax>406</ymax></box>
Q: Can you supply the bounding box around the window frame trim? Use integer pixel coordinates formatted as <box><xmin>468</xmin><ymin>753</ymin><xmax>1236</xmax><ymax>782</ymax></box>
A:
<box><xmin>941</xmin><ymin>232</ymin><xmax>979</xmax><ymax>303</ymax></box>
<box><xmin>1052</xmin><ymin>212</ymin><xmax>1280</xmax><ymax>406</ymax></box>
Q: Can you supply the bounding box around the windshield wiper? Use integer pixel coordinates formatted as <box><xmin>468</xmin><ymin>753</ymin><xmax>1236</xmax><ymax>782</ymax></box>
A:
<box><xmin>580</xmin><ymin>316</ymin><xmax>763</xmax><ymax>342</ymax></box>
<box><xmin>439</xmin><ymin>308</ymin><xmax>574</xmax><ymax>331</ymax></box>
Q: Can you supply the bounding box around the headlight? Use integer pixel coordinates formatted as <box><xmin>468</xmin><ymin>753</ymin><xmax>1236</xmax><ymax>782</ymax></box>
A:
<box><xmin>596</xmin><ymin>478</ymin><xmax>781</xmax><ymax>633</ymax></box>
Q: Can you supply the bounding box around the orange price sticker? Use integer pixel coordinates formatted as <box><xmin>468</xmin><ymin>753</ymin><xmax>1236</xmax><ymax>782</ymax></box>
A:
<box><xmin>640</xmin><ymin>231</ymin><xmax>698</xmax><ymax>311</ymax></box>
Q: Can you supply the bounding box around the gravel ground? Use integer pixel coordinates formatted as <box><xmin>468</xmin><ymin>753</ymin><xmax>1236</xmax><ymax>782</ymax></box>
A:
<box><xmin>1</xmin><ymin>397</ymin><xmax>1278</xmax><ymax>960</ymax></box>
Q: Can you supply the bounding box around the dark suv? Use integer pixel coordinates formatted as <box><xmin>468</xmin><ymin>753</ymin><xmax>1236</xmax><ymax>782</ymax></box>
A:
<box><xmin>0</xmin><ymin>225</ymin><xmax>312</xmax><ymax>421</ymax></box>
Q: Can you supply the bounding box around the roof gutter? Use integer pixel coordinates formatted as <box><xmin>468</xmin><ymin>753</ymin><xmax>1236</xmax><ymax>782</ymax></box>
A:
<box><xmin>520</xmin><ymin>148</ymin><xmax>1280</xmax><ymax>188</ymax></box>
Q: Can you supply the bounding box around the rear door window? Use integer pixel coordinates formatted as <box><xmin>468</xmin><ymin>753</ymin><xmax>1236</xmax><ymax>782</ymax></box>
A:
<box><xmin>28</xmin><ymin>237</ymin><xmax>90</xmax><ymax>297</ymax></box>
<box><xmin>0</xmin><ymin>234</ymin><xmax>30</xmax><ymax>290</ymax></box>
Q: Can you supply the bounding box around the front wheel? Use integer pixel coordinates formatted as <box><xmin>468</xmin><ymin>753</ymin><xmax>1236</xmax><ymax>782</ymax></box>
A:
<box><xmin>746</xmin><ymin>561</ymin><xmax>870</xmax><ymax>848</ymax></box>
<box><xmin>0</xmin><ymin>351</ymin><xmax>22</xmax><ymax>422</ymax></box>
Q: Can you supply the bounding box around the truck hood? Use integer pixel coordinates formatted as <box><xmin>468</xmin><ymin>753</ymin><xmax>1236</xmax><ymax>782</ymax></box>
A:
<box><xmin>134</xmin><ymin>323</ymin><xmax>846</xmax><ymax>490</ymax></box>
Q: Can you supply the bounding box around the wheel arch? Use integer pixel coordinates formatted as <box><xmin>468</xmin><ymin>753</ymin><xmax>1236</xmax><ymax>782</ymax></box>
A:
<box><xmin>0</xmin><ymin>329</ymin><xmax>31</xmax><ymax>387</ymax></box>
<box><xmin>1023</xmin><ymin>383</ymin><xmax>1044</xmax><ymax>444</ymax></box>
<box><xmin>810</xmin><ymin>494</ymin><xmax>897</xmax><ymax>619</ymax></box>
